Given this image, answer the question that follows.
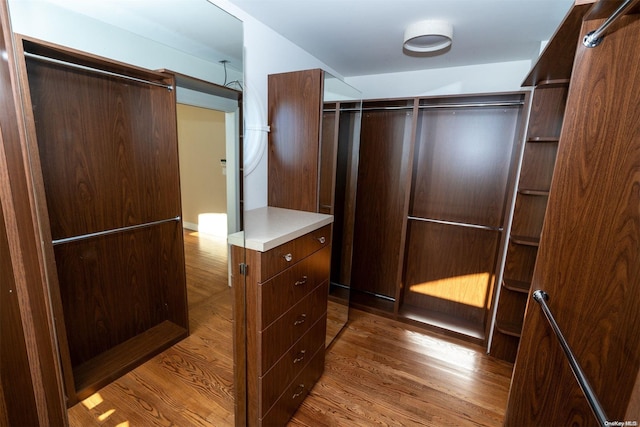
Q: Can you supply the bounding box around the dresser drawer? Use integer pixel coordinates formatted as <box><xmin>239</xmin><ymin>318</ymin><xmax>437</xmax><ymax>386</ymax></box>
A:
<box><xmin>259</xmin><ymin>344</ymin><xmax>325</xmax><ymax>427</ymax></box>
<box><xmin>258</xmin><ymin>224</ymin><xmax>332</xmax><ymax>281</ymax></box>
<box><xmin>259</xmin><ymin>245</ymin><xmax>330</xmax><ymax>329</ymax></box>
<box><xmin>258</xmin><ymin>314</ymin><xmax>326</xmax><ymax>417</ymax></box>
<box><xmin>259</xmin><ymin>281</ymin><xmax>328</xmax><ymax>373</ymax></box>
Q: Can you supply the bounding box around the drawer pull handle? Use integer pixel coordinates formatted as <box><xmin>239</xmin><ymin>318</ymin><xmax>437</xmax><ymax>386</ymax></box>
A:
<box><xmin>293</xmin><ymin>313</ymin><xmax>307</xmax><ymax>326</ymax></box>
<box><xmin>317</xmin><ymin>236</ymin><xmax>326</xmax><ymax>244</ymax></box>
<box><xmin>283</xmin><ymin>253</ymin><xmax>293</xmax><ymax>262</ymax></box>
<box><xmin>292</xmin><ymin>384</ymin><xmax>305</xmax><ymax>399</ymax></box>
<box><xmin>293</xmin><ymin>350</ymin><xmax>306</xmax><ymax>364</ymax></box>
<box><xmin>294</xmin><ymin>276</ymin><xmax>308</xmax><ymax>286</ymax></box>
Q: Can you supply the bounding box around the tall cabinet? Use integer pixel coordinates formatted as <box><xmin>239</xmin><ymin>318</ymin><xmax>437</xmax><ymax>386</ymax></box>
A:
<box><xmin>16</xmin><ymin>37</ymin><xmax>189</xmax><ymax>405</ymax></box>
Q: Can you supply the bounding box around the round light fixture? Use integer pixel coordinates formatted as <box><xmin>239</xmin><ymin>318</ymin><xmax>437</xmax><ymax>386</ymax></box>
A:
<box><xmin>403</xmin><ymin>20</ymin><xmax>453</xmax><ymax>53</ymax></box>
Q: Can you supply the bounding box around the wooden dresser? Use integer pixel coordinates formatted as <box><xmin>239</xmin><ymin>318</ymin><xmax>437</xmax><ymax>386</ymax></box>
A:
<box><xmin>231</xmin><ymin>207</ymin><xmax>333</xmax><ymax>426</ymax></box>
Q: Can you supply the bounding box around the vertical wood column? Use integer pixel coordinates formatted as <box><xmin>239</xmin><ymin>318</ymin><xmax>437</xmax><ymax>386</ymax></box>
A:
<box><xmin>0</xmin><ymin>1</ymin><xmax>66</xmax><ymax>423</ymax></box>
<box><xmin>505</xmin><ymin>14</ymin><xmax>640</xmax><ymax>425</ymax></box>
<box><xmin>350</xmin><ymin>100</ymin><xmax>416</xmax><ymax>307</ymax></box>
<box><xmin>268</xmin><ymin>69</ymin><xmax>323</xmax><ymax>212</ymax></box>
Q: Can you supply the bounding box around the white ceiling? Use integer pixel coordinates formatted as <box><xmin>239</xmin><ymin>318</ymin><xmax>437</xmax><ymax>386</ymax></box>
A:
<box><xmin>31</xmin><ymin>0</ymin><xmax>575</xmax><ymax>79</ymax></box>
<box><xmin>227</xmin><ymin>0</ymin><xmax>574</xmax><ymax>77</ymax></box>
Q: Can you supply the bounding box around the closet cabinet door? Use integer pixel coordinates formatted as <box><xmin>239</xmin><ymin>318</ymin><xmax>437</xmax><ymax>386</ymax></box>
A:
<box><xmin>351</xmin><ymin>103</ymin><xmax>415</xmax><ymax>302</ymax></box>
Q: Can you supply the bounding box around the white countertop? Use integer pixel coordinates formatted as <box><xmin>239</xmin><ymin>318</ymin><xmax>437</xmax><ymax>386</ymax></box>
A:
<box><xmin>227</xmin><ymin>206</ymin><xmax>333</xmax><ymax>252</ymax></box>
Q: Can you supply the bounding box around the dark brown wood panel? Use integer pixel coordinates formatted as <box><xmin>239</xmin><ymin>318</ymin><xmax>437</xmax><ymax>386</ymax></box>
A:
<box><xmin>26</xmin><ymin>57</ymin><xmax>181</xmax><ymax>240</ymax></box>
<box><xmin>0</xmin><ymin>11</ymin><xmax>67</xmax><ymax>424</ymax></box>
<box><xmin>319</xmin><ymin>107</ymin><xmax>338</xmax><ymax>213</ymax></box>
<box><xmin>259</xmin><ymin>281</ymin><xmax>328</xmax><ymax>372</ymax></box>
<box><xmin>0</xmin><ymin>199</ymin><xmax>39</xmax><ymax>426</ymax></box>
<box><xmin>506</xmin><ymin>15</ymin><xmax>640</xmax><ymax>425</ymax></box>
<box><xmin>54</xmin><ymin>221</ymin><xmax>187</xmax><ymax>367</ymax></box>
<box><xmin>402</xmin><ymin>220</ymin><xmax>500</xmax><ymax>325</ymax></box>
<box><xmin>502</xmin><ymin>242</ymin><xmax>538</xmax><ymax>284</ymax></box>
<box><xmin>268</xmin><ymin>69</ymin><xmax>323</xmax><ymax>212</ymax></box>
<box><xmin>351</xmin><ymin>106</ymin><xmax>415</xmax><ymax>299</ymax></box>
<box><xmin>518</xmin><ymin>141</ymin><xmax>559</xmax><ymax>191</ymax></box>
<box><xmin>527</xmin><ymin>84</ymin><xmax>569</xmax><ymax>137</ymax></box>
<box><xmin>258</xmin><ymin>224</ymin><xmax>331</xmax><ymax>281</ymax></box>
<box><xmin>411</xmin><ymin>106</ymin><xmax>521</xmax><ymax>228</ymax></box>
<box><xmin>258</xmin><ymin>315</ymin><xmax>325</xmax><ymax>417</ymax></box>
<box><xmin>259</xmin><ymin>245</ymin><xmax>330</xmax><ymax>329</ymax></box>
<box><xmin>261</xmin><ymin>345</ymin><xmax>325</xmax><ymax>426</ymax></box>
<box><xmin>333</xmin><ymin>108</ymin><xmax>361</xmax><ymax>287</ymax></box>
<box><xmin>510</xmin><ymin>193</ymin><xmax>549</xmax><ymax>238</ymax></box>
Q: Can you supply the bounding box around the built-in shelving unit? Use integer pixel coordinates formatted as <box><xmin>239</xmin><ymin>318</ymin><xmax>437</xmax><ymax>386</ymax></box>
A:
<box><xmin>490</xmin><ymin>79</ymin><xmax>569</xmax><ymax>362</ymax></box>
<box><xmin>350</xmin><ymin>93</ymin><xmax>528</xmax><ymax>345</ymax></box>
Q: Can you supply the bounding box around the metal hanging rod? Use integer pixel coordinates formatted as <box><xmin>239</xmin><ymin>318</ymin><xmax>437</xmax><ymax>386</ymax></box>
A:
<box><xmin>361</xmin><ymin>101</ymin><xmax>523</xmax><ymax>112</ymax></box>
<box><xmin>24</xmin><ymin>52</ymin><xmax>174</xmax><ymax>91</ymax></box>
<box><xmin>52</xmin><ymin>216</ymin><xmax>181</xmax><ymax>245</ymax></box>
<box><xmin>418</xmin><ymin>101</ymin><xmax>523</xmax><ymax>109</ymax></box>
<box><xmin>362</xmin><ymin>105</ymin><xmax>414</xmax><ymax>112</ymax></box>
<box><xmin>408</xmin><ymin>216</ymin><xmax>502</xmax><ymax>232</ymax></box>
<box><xmin>583</xmin><ymin>0</ymin><xmax>640</xmax><ymax>48</ymax></box>
<box><xmin>532</xmin><ymin>290</ymin><xmax>609</xmax><ymax>427</ymax></box>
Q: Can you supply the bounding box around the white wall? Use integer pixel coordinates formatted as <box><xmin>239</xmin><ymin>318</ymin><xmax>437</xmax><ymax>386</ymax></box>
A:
<box><xmin>345</xmin><ymin>60</ymin><xmax>532</xmax><ymax>99</ymax></box>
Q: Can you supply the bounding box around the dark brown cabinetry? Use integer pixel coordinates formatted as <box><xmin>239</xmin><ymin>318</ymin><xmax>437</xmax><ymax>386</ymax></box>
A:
<box><xmin>506</xmin><ymin>2</ymin><xmax>640</xmax><ymax>423</ymax></box>
<box><xmin>16</xmin><ymin>37</ymin><xmax>188</xmax><ymax>405</ymax></box>
<box><xmin>238</xmin><ymin>224</ymin><xmax>331</xmax><ymax>426</ymax></box>
<box><xmin>351</xmin><ymin>99</ymin><xmax>415</xmax><ymax>304</ymax></box>
<box><xmin>268</xmin><ymin>69</ymin><xmax>323</xmax><ymax>212</ymax></box>
<box><xmin>351</xmin><ymin>94</ymin><xmax>527</xmax><ymax>343</ymax></box>
<box><xmin>489</xmin><ymin>81</ymin><xmax>568</xmax><ymax>362</ymax></box>
<box><xmin>267</xmin><ymin>69</ymin><xmax>361</xmax><ymax>348</ymax></box>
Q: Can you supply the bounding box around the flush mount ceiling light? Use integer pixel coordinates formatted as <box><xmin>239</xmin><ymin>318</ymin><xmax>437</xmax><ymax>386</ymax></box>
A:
<box><xmin>403</xmin><ymin>20</ymin><xmax>453</xmax><ymax>53</ymax></box>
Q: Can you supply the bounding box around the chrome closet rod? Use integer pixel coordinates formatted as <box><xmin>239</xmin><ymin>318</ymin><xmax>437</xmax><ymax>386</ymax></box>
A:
<box><xmin>323</xmin><ymin>107</ymin><xmax>362</xmax><ymax>113</ymax></box>
<box><xmin>532</xmin><ymin>290</ymin><xmax>609</xmax><ymax>427</ymax></box>
<box><xmin>362</xmin><ymin>105</ymin><xmax>414</xmax><ymax>112</ymax></box>
<box><xmin>361</xmin><ymin>101</ymin><xmax>523</xmax><ymax>112</ymax></box>
<box><xmin>52</xmin><ymin>216</ymin><xmax>181</xmax><ymax>245</ymax></box>
<box><xmin>24</xmin><ymin>52</ymin><xmax>174</xmax><ymax>91</ymax></box>
<box><xmin>583</xmin><ymin>0</ymin><xmax>640</xmax><ymax>47</ymax></box>
<box><xmin>408</xmin><ymin>216</ymin><xmax>502</xmax><ymax>232</ymax></box>
<box><xmin>418</xmin><ymin>101</ymin><xmax>523</xmax><ymax>109</ymax></box>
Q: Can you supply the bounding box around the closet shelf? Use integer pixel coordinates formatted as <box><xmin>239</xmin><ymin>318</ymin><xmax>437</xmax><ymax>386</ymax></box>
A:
<box><xmin>510</xmin><ymin>235</ymin><xmax>540</xmax><ymax>247</ymax></box>
<box><xmin>73</xmin><ymin>320</ymin><xmax>187</xmax><ymax>401</ymax></box>
<box><xmin>495</xmin><ymin>320</ymin><xmax>523</xmax><ymax>338</ymax></box>
<box><xmin>502</xmin><ymin>278</ymin><xmax>531</xmax><ymax>294</ymax></box>
<box><xmin>526</xmin><ymin>136</ymin><xmax>560</xmax><ymax>143</ymax></box>
<box><xmin>517</xmin><ymin>189</ymin><xmax>550</xmax><ymax>197</ymax></box>
<box><xmin>535</xmin><ymin>79</ymin><xmax>570</xmax><ymax>88</ymax></box>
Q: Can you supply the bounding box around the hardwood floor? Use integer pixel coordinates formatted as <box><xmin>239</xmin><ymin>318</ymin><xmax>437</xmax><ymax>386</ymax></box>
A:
<box><xmin>68</xmin><ymin>230</ymin><xmax>513</xmax><ymax>426</ymax></box>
